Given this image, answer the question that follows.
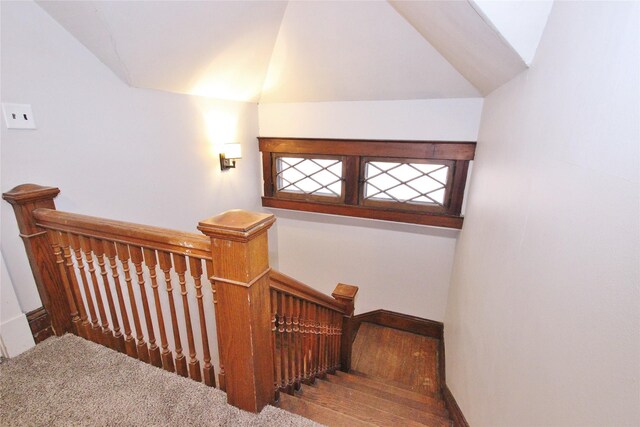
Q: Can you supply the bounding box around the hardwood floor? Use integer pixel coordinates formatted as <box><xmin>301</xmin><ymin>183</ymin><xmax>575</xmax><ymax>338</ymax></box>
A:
<box><xmin>351</xmin><ymin>322</ymin><xmax>441</xmax><ymax>396</ymax></box>
<box><xmin>278</xmin><ymin>322</ymin><xmax>452</xmax><ymax>426</ymax></box>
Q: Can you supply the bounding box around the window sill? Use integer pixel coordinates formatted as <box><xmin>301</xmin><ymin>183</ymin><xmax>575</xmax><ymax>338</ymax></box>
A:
<box><xmin>262</xmin><ymin>197</ymin><xmax>464</xmax><ymax>229</ymax></box>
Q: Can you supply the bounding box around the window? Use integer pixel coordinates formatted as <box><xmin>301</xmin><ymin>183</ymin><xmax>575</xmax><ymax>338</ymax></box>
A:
<box><xmin>259</xmin><ymin>138</ymin><xmax>475</xmax><ymax>229</ymax></box>
<box><xmin>274</xmin><ymin>155</ymin><xmax>344</xmax><ymax>202</ymax></box>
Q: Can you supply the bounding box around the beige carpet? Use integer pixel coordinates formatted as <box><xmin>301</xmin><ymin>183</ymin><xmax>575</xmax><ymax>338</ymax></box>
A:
<box><xmin>0</xmin><ymin>334</ymin><xmax>320</xmax><ymax>426</ymax></box>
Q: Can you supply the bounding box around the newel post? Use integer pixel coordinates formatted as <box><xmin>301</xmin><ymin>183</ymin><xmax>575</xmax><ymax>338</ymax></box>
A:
<box><xmin>332</xmin><ymin>283</ymin><xmax>359</xmax><ymax>373</ymax></box>
<box><xmin>198</xmin><ymin>209</ymin><xmax>276</xmax><ymax>413</ymax></box>
<box><xmin>2</xmin><ymin>184</ymin><xmax>72</xmax><ymax>336</ymax></box>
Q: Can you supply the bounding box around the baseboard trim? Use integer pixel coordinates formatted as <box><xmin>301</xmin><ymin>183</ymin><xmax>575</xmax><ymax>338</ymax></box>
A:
<box><xmin>352</xmin><ymin>309</ymin><xmax>443</xmax><ymax>340</ymax></box>
<box><xmin>443</xmin><ymin>384</ymin><xmax>469</xmax><ymax>427</ymax></box>
<box><xmin>26</xmin><ymin>307</ymin><xmax>54</xmax><ymax>343</ymax></box>
<box><xmin>0</xmin><ymin>313</ymin><xmax>36</xmax><ymax>357</ymax></box>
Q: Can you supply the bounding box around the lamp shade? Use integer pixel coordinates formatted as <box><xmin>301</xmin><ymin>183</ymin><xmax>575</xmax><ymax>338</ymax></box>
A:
<box><xmin>223</xmin><ymin>143</ymin><xmax>242</xmax><ymax>159</ymax></box>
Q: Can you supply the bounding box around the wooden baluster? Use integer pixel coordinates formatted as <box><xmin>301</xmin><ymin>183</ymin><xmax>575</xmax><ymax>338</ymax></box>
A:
<box><xmin>279</xmin><ymin>291</ymin><xmax>288</xmax><ymax>390</ymax></box>
<box><xmin>324</xmin><ymin>308</ymin><xmax>330</xmax><ymax>375</ymax></box>
<box><xmin>143</xmin><ymin>248</ymin><xmax>174</xmax><ymax>372</ymax></box>
<box><xmin>129</xmin><ymin>246</ymin><xmax>161</xmax><ymax>367</ymax></box>
<box><xmin>310</xmin><ymin>304</ymin><xmax>318</xmax><ymax>384</ymax></box>
<box><xmin>91</xmin><ymin>238</ymin><xmax>125</xmax><ymax>353</ymax></box>
<box><xmin>293</xmin><ymin>297</ymin><xmax>301</xmax><ymax>389</ymax></box>
<box><xmin>331</xmin><ymin>311</ymin><xmax>338</xmax><ymax>371</ymax></box>
<box><xmin>327</xmin><ymin>309</ymin><xmax>332</xmax><ymax>373</ymax></box>
<box><xmin>305</xmin><ymin>302</ymin><xmax>310</xmax><ymax>381</ymax></box>
<box><xmin>173</xmin><ymin>254</ymin><xmax>201</xmax><ymax>382</ymax></box>
<box><xmin>58</xmin><ymin>232</ymin><xmax>91</xmax><ymax>339</ymax></box>
<box><xmin>205</xmin><ymin>260</ymin><xmax>225</xmax><ymax>389</ymax></box>
<box><xmin>189</xmin><ymin>257</ymin><xmax>215</xmax><ymax>386</ymax></box>
<box><xmin>318</xmin><ymin>306</ymin><xmax>323</xmax><ymax>377</ymax></box>
<box><xmin>158</xmin><ymin>251</ymin><xmax>187</xmax><ymax>377</ymax></box>
<box><xmin>336</xmin><ymin>312</ymin><xmax>342</xmax><ymax>370</ymax></box>
<box><xmin>79</xmin><ymin>235</ymin><xmax>112</xmax><ymax>347</ymax></box>
<box><xmin>319</xmin><ymin>306</ymin><xmax>324</xmax><ymax>376</ymax></box>
<box><xmin>324</xmin><ymin>309</ymin><xmax>330</xmax><ymax>374</ymax></box>
<box><xmin>49</xmin><ymin>231</ymin><xmax>81</xmax><ymax>335</ymax></box>
<box><xmin>286</xmin><ymin>294</ymin><xmax>294</xmax><ymax>392</ymax></box>
<box><xmin>115</xmin><ymin>242</ymin><xmax>149</xmax><ymax>363</ymax></box>
<box><xmin>270</xmin><ymin>288</ymin><xmax>280</xmax><ymax>398</ymax></box>
<box><xmin>302</xmin><ymin>300</ymin><xmax>309</xmax><ymax>382</ymax></box>
<box><xmin>68</xmin><ymin>233</ymin><xmax>101</xmax><ymax>342</ymax></box>
<box><xmin>104</xmin><ymin>241</ymin><xmax>137</xmax><ymax>357</ymax></box>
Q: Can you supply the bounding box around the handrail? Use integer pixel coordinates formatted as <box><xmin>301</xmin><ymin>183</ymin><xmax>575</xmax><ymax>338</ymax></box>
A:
<box><xmin>4</xmin><ymin>181</ymin><xmax>357</xmax><ymax>413</ymax></box>
<box><xmin>269</xmin><ymin>269</ymin><xmax>347</xmax><ymax>313</ymax></box>
<box><xmin>33</xmin><ymin>208</ymin><xmax>212</xmax><ymax>260</ymax></box>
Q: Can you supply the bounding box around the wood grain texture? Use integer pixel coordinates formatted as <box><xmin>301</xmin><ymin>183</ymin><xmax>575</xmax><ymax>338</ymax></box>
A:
<box><xmin>2</xmin><ymin>184</ymin><xmax>72</xmax><ymax>336</ymax></box>
<box><xmin>33</xmin><ymin>208</ymin><xmax>211</xmax><ymax>260</ymax></box>
<box><xmin>26</xmin><ymin>307</ymin><xmax>54</xmax><ymax>343</ymax></box>
<box><xmin>262</xmin><ymin>197</ymin><xmax>465</xmax><ymax>229</ymax></box>
<box><xmin>299</xmin><ymin>382</ymin><xmax>433</xmax><ymax>427</ymax></box>
<box><xmin>352</xmin><ymin>309</ymin><xmax>444</xmax><ymax>340</ymax></box>
<box><xmin>311</xmin><ymin>380</ymin><xmax>451</xmax><ymax>426</ymax></box>
<box><xmin>199</xmin><ymin>210</ymin><xmax>276</xmax><ymax>413</ymax></box>
<box><xmin>279</xmin><ymin>394</ymin><xmax>373</xmax><ymax>427</ymax></box>
<box><xmin>259</xmin><ymin>137</ymin><xmax>476</xmax><ymax>161</ymax></box>
<box><xmin>327</xmin><ymin>371</ymin><xmax>447</xmax><ymax>414</ymax></box>
<box><xmin>270</xmin><ymin>270</ymin><xmax>347</xmax><ymax>312</ymax></box>
<box><xmin>351</xmin><ymin>323</ymin><xmax>441</xmax><ymax>397</ymax></box>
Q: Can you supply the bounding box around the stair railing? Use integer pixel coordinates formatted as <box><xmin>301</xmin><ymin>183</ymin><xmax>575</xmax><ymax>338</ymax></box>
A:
<box><xmin>269</xmin><ymin>270</ymin><xmax>358</xmax><ymax>400</ymax></box>
<box><xmin>3</xmin><ymin>184</ymin><xmax>358</xmax><ymax>414</ymax></box>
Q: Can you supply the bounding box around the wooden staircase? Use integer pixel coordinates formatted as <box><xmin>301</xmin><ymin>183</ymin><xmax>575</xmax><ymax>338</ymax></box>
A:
<box><xmin>278</xmin><ymin>322</ymin><xmax>453</xmax><ymax>426</ymax></box>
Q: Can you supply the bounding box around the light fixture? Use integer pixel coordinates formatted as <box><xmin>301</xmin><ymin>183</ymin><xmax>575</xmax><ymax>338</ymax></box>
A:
<box><xmin>220</xmin><ymin>143</ymin><xmax>242</xmax><ymax>171</ymax></box>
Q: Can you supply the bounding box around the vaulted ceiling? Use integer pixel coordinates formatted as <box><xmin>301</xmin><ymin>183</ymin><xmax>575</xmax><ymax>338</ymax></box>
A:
<box><xmin>37</xmin><ymin>1</ymin><xmax>551</xmax><ymax>103</ymax></box>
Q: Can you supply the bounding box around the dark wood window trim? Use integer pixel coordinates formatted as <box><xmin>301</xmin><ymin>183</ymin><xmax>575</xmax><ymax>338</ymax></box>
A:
<box><xmin>259</xmin><ymin>137</ymin><xmax>476</xmax><ymax>229</ymax></box>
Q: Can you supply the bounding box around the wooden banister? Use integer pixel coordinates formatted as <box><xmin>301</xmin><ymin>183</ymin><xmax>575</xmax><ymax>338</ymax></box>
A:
<box><xmin>2</xmin><ymin>184</ymin><xmax>72</xmax><ymax>336</ymax></box>
<box><xmin>5</xmin><ymin>184</ymin><xmax>361</xmax><ymax>415</ymax></box>
<box><xmin>198</xmin><ymin>209</ymin><xmax>276</xmax><ymax>413</ymax></box>
<box><xmin>269</xmin><ymin>269</ymin><xmax>358</xmax><ymax>397</ymax></box>
<box><xmin>269</xmin><ymin>270</ymin><xmax>347</xmax><ymax>313</ymax></box>
<box><xmin>32</xmin><ymin>208</ymin><xmax>211</xmax><ymax>260</ymax></box>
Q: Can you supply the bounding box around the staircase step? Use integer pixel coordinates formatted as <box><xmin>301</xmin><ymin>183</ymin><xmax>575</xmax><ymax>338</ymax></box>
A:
<box><xmin>327</xmin><ymin>371</ymin><xmax>447</xmax><ymax>414</ymax></box>
<box><xmin>350</xmin><ymin>369</ymin><xmax>442</xmax><ymax>399</ymax></box>
<box><xmin>279</xmin><ymin>393</ymin><xmax>374</xmax><ymax>427</ymax></box>
<box><xmin>299</xmin><ymin>381</ymin><xmax>438</xmax><ymax>427</ymax></box>
<box><xmin>310</xmin><ymin>379</ymin><xmax>452</xmax><ymax>425</ymax></box>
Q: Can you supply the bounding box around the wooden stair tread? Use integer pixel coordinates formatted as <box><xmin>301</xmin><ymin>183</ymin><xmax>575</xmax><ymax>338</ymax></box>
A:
<box><xmin>279</xmin><ymin>393</ymin><xmax>374</xmax><ymax>427</ymax></box>
<box><xmin>298</xmin><ymin>382</ymin><xmax>439</xmax><ymax>427</ymax></box>
<box><xmin>310</xmin><ymin>379</ymin><xmax>451</xmax><ymax>425</ymax></box>
<box><xmin>330</xmin><ymin>371</ymin><xmax>446</xmax><ymax>410</ymax></box>
<box><xmin>350</xmin><ymin>369</ymin><xmax>442</xmax><ymax>399</ymax></box>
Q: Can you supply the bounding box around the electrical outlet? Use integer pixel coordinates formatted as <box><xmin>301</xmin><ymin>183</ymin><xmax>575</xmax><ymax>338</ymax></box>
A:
<box><xmin>2</xmin><ymin>103</ymin><xmax>36</xmax><ymax>129</ymax></box>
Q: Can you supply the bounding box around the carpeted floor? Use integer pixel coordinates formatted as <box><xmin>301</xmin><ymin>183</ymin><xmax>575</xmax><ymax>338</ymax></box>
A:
<box><xmin>0</xmin><ymin>334</ymin><xmax>320</xmax><ymax>426</ymax></box>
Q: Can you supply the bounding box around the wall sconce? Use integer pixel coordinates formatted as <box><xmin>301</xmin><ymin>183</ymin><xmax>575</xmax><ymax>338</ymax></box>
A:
<box><xmin>220</xmin><ymin>143</ymin><xmax>242</xmax><ymax>171</ymax></box>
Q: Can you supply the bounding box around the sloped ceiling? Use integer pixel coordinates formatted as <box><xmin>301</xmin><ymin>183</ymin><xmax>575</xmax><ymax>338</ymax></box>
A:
<box><xmin>37</xmin><ymin>1</ymin><xmax>534</xmax><ymax>103</ymax></box>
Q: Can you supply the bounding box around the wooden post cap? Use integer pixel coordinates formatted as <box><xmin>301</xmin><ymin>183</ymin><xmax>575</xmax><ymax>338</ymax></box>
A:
<box><xmin>332</xmin><ymin>283</ymin><xmax>359</xmax><ymax>300</ymax></box>
<box><xmin>198</xmin><ymin>210</ymin><xmax>275</xmax><ymax>242</ymax></box>
<box><xmin>2</xmin><ymin>184</ymin><xmax>60</xmax><ymax>205</ymax></box>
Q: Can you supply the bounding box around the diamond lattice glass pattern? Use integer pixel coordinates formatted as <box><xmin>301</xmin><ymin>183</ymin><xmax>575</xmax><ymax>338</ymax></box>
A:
<box><xmin>364</xmin><ymin>161</ymin><xmax>449</xmax><ymax>206</ymax></box>
<box><xmin>276</xmin><ymin>157</ymin><xmax>343</xmax><ymax>197</ymax></box>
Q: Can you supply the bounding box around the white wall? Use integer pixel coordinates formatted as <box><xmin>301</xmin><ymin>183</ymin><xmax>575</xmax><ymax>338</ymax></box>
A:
<box><xmin>259</xmin><ymin>99</ymin><xmax>483</xmax><ymax>320</ymax></box>
<box><xmin>0</xmin><ymin>251</ymin><xmax>35</xmax><ymax>357</ymax></box>
<box><xmin>1</xmin><ymin>1</ymin><xmax>263</xmax><ymax>313</ymax></box>
<box><xmin>445</xmin><ymin>2</ymin><xmax>640</xmax><ymax>426</ymax></box>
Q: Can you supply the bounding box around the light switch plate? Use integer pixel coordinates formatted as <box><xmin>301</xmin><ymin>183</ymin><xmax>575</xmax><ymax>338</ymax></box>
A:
<box><xmin>2</xmin><ymin>103</ymin><xmax>36</xmax><ymax>129</ymax></box>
